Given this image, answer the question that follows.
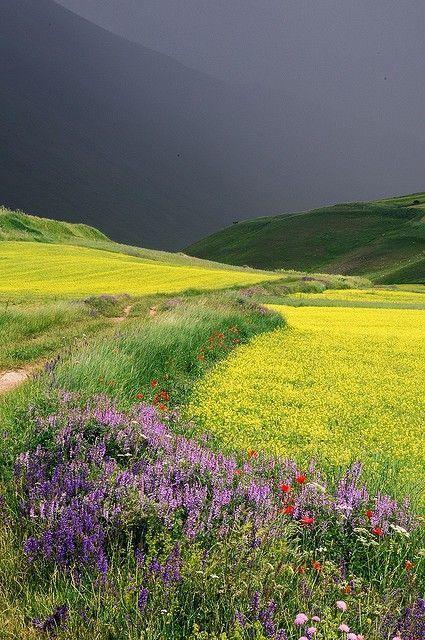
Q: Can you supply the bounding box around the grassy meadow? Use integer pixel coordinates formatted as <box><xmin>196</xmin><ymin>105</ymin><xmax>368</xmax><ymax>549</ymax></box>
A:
<box><xmin>186</xmin><ymin>195</ymin><xmax>425</xmax><ymax>283</ymax></box>
<box><xmin>0</xmin><ymin>210</ymin><xmax>424</xmax><ymax>639</ymax></box>
<box><xmin>0</xmin><ymin>300</ymin><xmax>111</xmax><ymax>370</ymax></box>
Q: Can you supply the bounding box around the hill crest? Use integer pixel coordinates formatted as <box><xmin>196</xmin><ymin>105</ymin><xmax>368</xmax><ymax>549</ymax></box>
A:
<box><xmin>185</xmin><ymin>193</ymin><xmax>425</xmax><ymax>284</ymax></box>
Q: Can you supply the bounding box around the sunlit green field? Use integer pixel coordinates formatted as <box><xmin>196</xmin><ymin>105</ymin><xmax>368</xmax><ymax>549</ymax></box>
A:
<box><xmin>0</xmin><ymin>242</ymin><xmax>279</xmax><ymax>298</ymax></box>
<box><xmin>188</xmin><ymin>300</ymin><xmax>425</xmax><ymax>503</ymax></box>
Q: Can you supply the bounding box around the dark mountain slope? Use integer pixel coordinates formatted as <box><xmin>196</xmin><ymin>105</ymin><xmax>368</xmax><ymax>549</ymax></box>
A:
<box><xmin>1</xmin><ymin>1</ymin><xmax>425</xmax><ymax>250</ymax></box>
<box><xmin>0</xmin><ymin>0</ymin><xmax>279</xmax><ymax>249</ymax></box>
<box><xmin>186</xmin><ymin>193</ymin><xmax>425</xmax><ymax>284</ymax></box>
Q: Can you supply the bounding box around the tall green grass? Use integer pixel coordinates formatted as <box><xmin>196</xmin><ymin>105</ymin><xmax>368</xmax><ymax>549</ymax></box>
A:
<box><xmin>0</xmin><ymin>301</ymin><xmax>109</xmax><ymax>369</ymax></box>
<box><xmin>54</xmin><ymin>294</ymin><xmax>284</xmax><ymax>408</ymax></box>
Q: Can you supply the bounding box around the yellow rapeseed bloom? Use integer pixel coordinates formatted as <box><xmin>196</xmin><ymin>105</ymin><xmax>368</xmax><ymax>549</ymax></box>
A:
<box><xmin>188</xmin><ymin>303</ymin><xmax>425</xmax><ymax>497</ymax></box>
<box><xmin>0</xmin><ymin>242</ymin><xmax>280</xmax><ymax>297</ymax></box>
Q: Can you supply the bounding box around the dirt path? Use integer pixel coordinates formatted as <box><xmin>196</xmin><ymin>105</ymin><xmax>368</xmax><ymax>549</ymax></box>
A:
<box><xmin>0</xmin><ymin>365</ymin><xmax>37</xmax><ymax>395</ymax></box>
<box><xmin>0</xmin><ymin>306</ymin><xmax>137</xmax><ymax>397</ymax></box>
<box><xmin>110</xmin><ymin>304</ymin><xmax>133</xmax><ymax>323</ymax></box>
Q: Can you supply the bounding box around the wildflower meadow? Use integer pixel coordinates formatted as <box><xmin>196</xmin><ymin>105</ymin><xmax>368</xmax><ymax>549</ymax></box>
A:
<box><xmin>0</xmin><ymin>287</ymin><xmax>423</xmax><ymax>639</ymax></box>
<box><xmin>189</xmin><ymin>303</ymin><xmax>425</xmax><ymax>504</ymax></box>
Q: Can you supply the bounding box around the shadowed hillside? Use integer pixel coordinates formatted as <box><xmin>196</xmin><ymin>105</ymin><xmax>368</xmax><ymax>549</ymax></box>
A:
<box><xmin>186</xmin><ymin>193</ymin><xmax>425</xmax><ymax>283</ymax></box>
<box><xmin>2</xmin><ymin>1</ymin><xmax>425</xmax><ymax>251</ymax></box>
<box><xmin>0</xmin><ymin>0</ymin><xmax>281</xmax><ymax>250</ymax></box>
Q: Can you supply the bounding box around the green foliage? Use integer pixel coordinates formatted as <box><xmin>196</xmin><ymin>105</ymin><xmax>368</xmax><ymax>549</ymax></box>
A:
<box><xmin>186</xmin><ymin>195</ymin><xmax>425</xmax><ymax>284</ymax></box>
<box><xmin>53</xmin><ymin>294</ymin><xmax>284</xmax><ymax>408</ymax></box>
<box><xmin>0</xmin><ymin>300</ymin><xmax>108</xmax><ymax>369</ymax></box>
<box><xmin>84</xmin><ymin>294</ymin><xmax>131</xmax><ymax>318</ymax></box>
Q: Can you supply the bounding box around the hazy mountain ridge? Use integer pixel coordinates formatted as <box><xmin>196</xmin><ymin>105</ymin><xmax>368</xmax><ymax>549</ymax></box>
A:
<box><xmin>0</xmin><ymin>0</ymin><xmax>278</xmax><ymax>249</ymax></box>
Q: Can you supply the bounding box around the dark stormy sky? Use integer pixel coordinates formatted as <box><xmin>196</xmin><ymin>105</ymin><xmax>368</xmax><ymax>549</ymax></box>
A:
<box><xmin>55</xmin><ymin>0</ymin><xmax>425</xmax><ymax>140</ymax></box>
<box><xmin>3</xmin><ymin>0</ymin><xmax>422</xmax><ymax>248</ymax></box>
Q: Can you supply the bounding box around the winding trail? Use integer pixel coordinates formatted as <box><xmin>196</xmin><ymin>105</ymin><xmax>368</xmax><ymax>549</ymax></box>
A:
<box><xmin>0</xmin><ymin>365</ymin><xmax>38</xmax><ymax>395</ymax></box>
<box><xmin>0</xmin><ymin>305</ymin><xmax>136</xmax><ymax>396</ymax></box>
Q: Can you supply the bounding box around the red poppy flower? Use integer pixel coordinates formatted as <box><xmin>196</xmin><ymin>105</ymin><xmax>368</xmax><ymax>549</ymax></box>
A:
<box><xmin>283</xmin><ymin>505</ymin><xmax>295</xmax><ymax>515</ymax></box>
<box><xmin>150</xmin><ymin>379</ymin><xmax>158</xmax><ymax>388</ymax></box>
<box><xmin>153</xmin><ymin>393</ymin><xmax>160</xmax><ymax>405</ymax></box>
<box><xmin>280</xmin><ymin>483</ymin><xmax>291</xmax><ymax>493</ymax></box>
<box><xmin>160</xmin><ymin>390</ymin><xmax>170</xmax><ymax>401</ymax></box>
<box><xmin>372</xmin><ymin>526</ymin><xmax>383</xmax><ymax>536</ymax></box>
<box><xmin>297</xmin><ymin>566</ymin><xmax>306</xmax><ymax>574</ymax></box>
<box><xmin>295</xmin><ymin>474</ymin><xmax>307</xmax><ymax>485</ymax></box>
<box><xmin>157</xmin><ymin>403</ymin><xmax>167</xmax><ymax>411</ymax></box>
<box><xmin>136</xmin><ymin>393</ymin><xmax>144</xmax><ymax>400</ymax></box>
<box><xmin>405</xmin><ymin>560</ymin><xmax>414</xmax><ymax>571</ymax></box>
<box><xmin>300</xmin><ymin>515</ymin><xmax>315</xmax><ymax>526</ymax></box>
<box><xmin>312</xmin><ymin>560</ymin><xmax>321</xmax><ymax>571</ymax></box>
<box><xmin>366</xmin><ymin>509</ymin><xmax>373</xmax><ymax>519</ymax></box>
<box><xmin>343</xmin><ymin>584</ymin><xmax>351</xmax><ymax>594</ymax></box>
<box><xmin>234</xmin><ymin>469</ymin><xmax>242</xmax><ymax>476</ymax></box>
<box><xmin>247</xmin><ymin>448</ymin><xmax>258</xmax><ymax>459</ymax></box>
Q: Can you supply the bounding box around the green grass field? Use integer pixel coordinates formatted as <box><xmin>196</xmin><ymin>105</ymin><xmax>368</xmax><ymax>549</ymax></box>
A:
<box><xmin>0</xmin><ymin>300</ymin><xmax>110</xmax><ymax>370</ymax></box>
<box><xmin>186</xmin><ymin>193</ymin><xmax>425</xmax><ymax>283</ymax></box>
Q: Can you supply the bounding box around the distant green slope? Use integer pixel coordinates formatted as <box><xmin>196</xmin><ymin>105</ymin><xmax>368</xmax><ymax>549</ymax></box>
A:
<box><xmin>0</xmin><ymin>205</ymin><xmax>274</xmax><ymax>274</ymax></box>
<box><xmin>186</xmin><ymin>193</ymin><xmax>425</xmax><ymax>283</ymax></box>
<box><xmin>0</xmin><ymin>207</ymin><xmax>108</xmax><ymax>243</ymax></box>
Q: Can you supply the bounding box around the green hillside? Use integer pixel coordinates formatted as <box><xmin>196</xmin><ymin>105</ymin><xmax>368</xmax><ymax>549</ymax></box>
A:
<box><xmin>0</xmin><ymin>207</ymin><xmax>108</xmax><ymax>243</ymax></box>
<box><xmin>185</xmin><ymin>193</ymin><xmax>425</xmax><ymax>283</ymax></box>
<box><xmin>0</xmin><ymin>206</ymin><xmax>269</xmax><ymax>273</ymax></box>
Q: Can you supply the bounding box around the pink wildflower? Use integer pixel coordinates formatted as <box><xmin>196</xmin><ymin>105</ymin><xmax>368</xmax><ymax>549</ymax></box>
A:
<box><xmin>295</xmin><ymin>613</ymin><xmax>308</xmax><ymax>626</ymax></box>
<box><xmin>339</xmin><ymin>624</ymin><xmax>350</xmax><ymax>633</ymax></box>
<box><xmin>307</xmin><ymin>627</ymin><xmax>317</xmax><ymax>635</ymax></box>
<box><xmin>336</xmin><ymin>600</ymin><xmax>348</xmax><ymax>612</ymax></box>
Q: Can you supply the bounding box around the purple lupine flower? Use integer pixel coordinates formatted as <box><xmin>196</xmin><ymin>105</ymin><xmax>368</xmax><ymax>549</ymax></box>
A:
<box><xmin>234</xmin><ymin>611</ymin><xmax>246</xmax><ymax>627</ymax></box>
<box><xmin>137</xmin><ymin>587</ymin><xmax>149</xmax><ymax>612</ymax></box>
<box><xmin>32</xmin><ymin>604</ymin><xmax>68</xmax><ymax>634</ymax></box>
<box><xmin>250</xmin><ymin>591</ymin><xmax>261</xmax><ymax>615</ymax></box>
<box><xmin>396</xmin><ymin>598</ymin><xmax>425</xmax><ymax>640</ymax></box>
<box><xmin>259</xmin><ymin>600</ymin><xmax>277</xmax><ymax>637</ymax></box>
<box><xmin>14</xmin><ymin>393</ymin><xmax>416</xmax><ymax>583</ymax></box>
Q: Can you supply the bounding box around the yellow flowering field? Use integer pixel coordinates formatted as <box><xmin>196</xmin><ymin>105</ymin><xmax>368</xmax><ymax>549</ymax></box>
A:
<box><xmin>188</xmin><ymin>304</ymin><xmax>425</xmax><ymax>499</ymax></box>
<box><xmin>292</xmin><ymin>287</ymin><xmax>425</xmax><ymax>306</ymax></box>
<box><xmin>0</xmin><ymin>242</ymin><xmax>279</xmax><ymax>297</ymax></box>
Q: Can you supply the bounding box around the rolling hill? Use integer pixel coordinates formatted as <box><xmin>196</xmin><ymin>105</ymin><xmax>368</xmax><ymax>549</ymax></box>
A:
<box><xmin>0</xmin><ymin>207</ymin><xmax>281</xmax><ymax>299</ymax></box>
<box><xmin>186</xmin><ymin>193</ymin><xmax>425</xmax><ymax>284</ymax></box>
<box><xmin>0</xmin><ymin>205</ymin><xmax>275</xmax><ymax>272</ymax></box>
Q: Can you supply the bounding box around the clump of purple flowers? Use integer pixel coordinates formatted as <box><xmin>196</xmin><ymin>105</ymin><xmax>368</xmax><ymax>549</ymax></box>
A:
<box><xmin>32</xmin><ymin>604</ymin><xmax>68</xmax><ymax>635</ymax></box>
<box><xmin>14</xmin><ymin>395</ymin><xmax>415</xmax><ymax>579</ymax></box>
<box><xmin>392</xmin><ymin>598</ymin><xmax>425</xmax><ymax>640</ymax></box>
<box><xmin>235</xmin><ymin>592</ymin><xmax>288</xmax><ymax>639</ymax></box>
